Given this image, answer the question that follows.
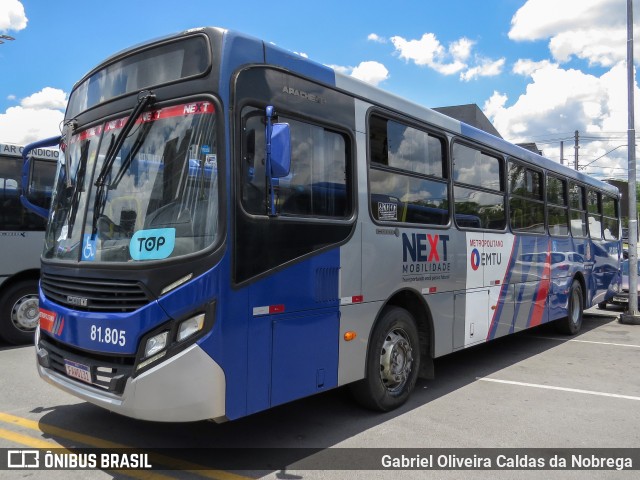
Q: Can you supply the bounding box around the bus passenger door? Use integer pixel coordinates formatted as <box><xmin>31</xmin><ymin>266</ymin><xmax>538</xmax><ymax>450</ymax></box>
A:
<box><xmin>454</xmin><ymin>232</ymin><xmax>490</xmax><ymax>348</ymax></box>
<box><xmin>454</xmin><ymin>289</ymin><xmax>489</xmax><ymax>348</ymax></box>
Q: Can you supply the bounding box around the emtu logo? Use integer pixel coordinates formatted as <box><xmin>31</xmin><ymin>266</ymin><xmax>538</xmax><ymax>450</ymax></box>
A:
<box><xmin>470</xmin><ymin>248</ymin><xmax>481</xmax><ymax>271</ymax></box>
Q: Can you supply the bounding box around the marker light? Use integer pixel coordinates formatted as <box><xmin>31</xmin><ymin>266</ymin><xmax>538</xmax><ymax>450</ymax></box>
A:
<box><xmin>136</xmin><ymin>351</ymin><xmax>166</xmax><ymax>371</ymax></box>
<box><xmin>177</xmin><ymin>313</ymin><xmax>205</xmax><ymax>342</ymax></box>
<box><xmin>144</xmin><ymin>331</ymin><xmax>168</xmax><ymax>358</ymax></box>
<box><xmin>161</xmin><ymin>273</ymin><xmax>193</xmax><ymax>295</ymax></box>
<box><xmin>344</xmin><ymin>331</ymin><xmax>357</xmax><ymax>341</ymax></box>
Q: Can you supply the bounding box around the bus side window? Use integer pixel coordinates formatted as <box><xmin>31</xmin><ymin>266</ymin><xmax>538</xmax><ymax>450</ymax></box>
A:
<box><xmin>240</xmin><ymin>107</ymin><xmax>351</xmax><ymax>219</ymax></box>
<box><xmin>368</xmin><ymin>114</ymin><xmax>449</xmax><ymax>226</ymax></box>
<box><xmin>602</xmin><ymin>195</ymin><xmax>619</xmax><ymax>240</ymax></box>
<box><xmin>452</xmin><ymin>143</ymin><xmax>505</xmax><ymax>230</ymax></box>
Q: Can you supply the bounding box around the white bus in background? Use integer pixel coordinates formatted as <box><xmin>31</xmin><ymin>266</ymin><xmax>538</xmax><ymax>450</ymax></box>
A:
<box><xmin>0</xmin><ymin>143</ymin><xmax>57</xmax><ymax>344</ymax></box>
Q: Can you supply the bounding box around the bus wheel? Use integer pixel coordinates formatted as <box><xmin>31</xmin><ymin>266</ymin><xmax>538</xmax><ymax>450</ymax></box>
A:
<box><xmin>556</xmin><ymin>280</ymin><xmax>583</xmax><ymax>335</ymax></box>
<box><xmin>350</xmin><ymin>306</ymin><xmax>420</xmax><ymax>412</ymax></box>
<box><xmin>0</xmin><ymin>280</ymin><xmax>39</xmax><ymax>345</ymax></box>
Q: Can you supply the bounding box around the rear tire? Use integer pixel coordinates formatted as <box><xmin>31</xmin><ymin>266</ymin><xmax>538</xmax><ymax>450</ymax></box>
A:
<box><xmin>350</xmin><ymin>306</ymin><xmax>420</xmax><ymax>412</ymax></box>
<box><xmin>0</xmin><ymin>279</ymin><xmax>40</xmax><ymax>345</ymax></box>
<box><xmin>556</xmin><ymin>280</ymin><xmax>583</xmax><ymax>335</ymax></box>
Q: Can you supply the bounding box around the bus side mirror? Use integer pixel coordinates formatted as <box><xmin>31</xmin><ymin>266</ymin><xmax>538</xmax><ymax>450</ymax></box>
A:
<box><xmin>270</xmin><ymin>123</ymin><xmax>291</xmax><ymax>178</ymax></box>
<box><xmin>265</xmin><ymin>106</ymin><xmax>291</xmax><ymax>216</ymax></box>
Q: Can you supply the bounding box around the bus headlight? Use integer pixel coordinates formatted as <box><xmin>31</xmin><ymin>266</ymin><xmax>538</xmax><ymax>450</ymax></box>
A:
<box><xmin>144</xmin><ymin>331</ymin><xmax>168</xmax><ymax>358</ymax></box>
<box><xmin>177</xmin><ymin>313</ymin><xmax>205</xmax><ymax>342</ymax></box>
<box><xmin>133</xmin><ymin>301</ymin><xmax>215</xmax><ymax>376</ymax></box>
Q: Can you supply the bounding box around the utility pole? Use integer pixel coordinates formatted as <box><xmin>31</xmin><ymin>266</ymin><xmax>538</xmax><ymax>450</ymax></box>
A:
<box><xmin>560</xmin><ymin>141</ymin><xmax>564</xmax><ymax>165</ymax></box>
<box><xmin>574</xmin><ymin>130</ymin><xmax>579</xmax><ymax>170</ymax></box>
<box><xmin>621</xmin><ymin>0</ymin><xmax>640</xmax><ymax>324</ymax></box>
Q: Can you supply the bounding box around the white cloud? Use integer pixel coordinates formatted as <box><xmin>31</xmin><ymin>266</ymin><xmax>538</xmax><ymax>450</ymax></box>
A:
<box><xmin>7</xmin><ymin>94</ymin><xmax>16</xmax><ymax>101</ymax></box>
<box><xmin>432</xmin><ymin>60</ymin><xmax>467</xmax><ymax>76</ymax></box>
<box><xmin>0</xmin><ymin>0</ymin><xmax>27</xmax><ymax>31</ymax></box>
<box><xmin>330</xmin><ymin>61</ymin><xmax>389</xmax><ymax>86</ymax></box>
<box><xmin>513</xmin><ymin>59</ymin><xmax>554</xmax><ymax>76</ymax></box>
<box><xmin>549</xmin><ymin>28</ymin><xmax>626</xmax><ymax>66</ymax></box>
<box><xmin>367</xmin><ymin>33</ymin><xmax>387</xmax><ymax>44</ymax></box>
<box><xmin>495</xmin><ymin>0</ymin><xmax>639</xmax><ymax>177</ymax></box>
<box><xmin>483</xmin><ymin>91</ymin><xmax>508</xmax><ymax>120</ymax></box>
<box><xmin>391</xmin><ymin>33</ymin><xmax>445</xmax><ymax>67</ymax></box>
<box><xmin>509</xmin><ymin>0</ymin><xmax>622</xmax><ymax>41</ymax></box>
<box><xmin>509</xmin><ymin>0</ymin><xmax>631</xmax><ymax>67</ymax></box>
<box><xmin>0</xmin><ymin>106</ymin><xmax>64</xmax><ymax>145</ymax></box>
<box><xmin>450</xmin><ymin>38</ymin><xmax>474</xmax><ymax>62</ymax></box>
<box><xmin>350</xmin><ymin>61</ymin><xmax>389</xmax><ymax>86</ymax></box>
<box><xmin>0</xmin><ymin>87</ymin><xmax>67</xmax><ymax>144</ymax></box>
<box><xmin>483</xmin><ymin>62</ymin><xmax>637</xmax><ymax>177</ymax></box>
<box><xmin>20</xmin><ymin>87</ymin><xmax>67</xmax><ymax>110</ymax></box>
<box><xmin>460</xmin><ymin>57</ymin><xmax>505</xmax><ymax>82</ymax></box>
<box><xmin>390</xmin><ymin>32</ymin><xmax>502</xmax><ymax>80</ymax></box>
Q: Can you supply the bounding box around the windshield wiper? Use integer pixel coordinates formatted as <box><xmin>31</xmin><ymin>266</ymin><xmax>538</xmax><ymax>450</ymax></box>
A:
<box><xmin>94</xmin><ymin>90</ymin><xmax>155</xmax><ymax>188</ymax></box>
<box><xmin>62</xmin><ymin>120</ymin><xmax>77</xmax><ymax>188</ymax></box>
<box><xmin>65</xmin><ymin>140</ymin><xmax>90</xmax><ymax>238</ymax></box>
<box><xmin>109</xmin><ymin>119</ymin><xmax>154</xmax><ymax>188</ymax></box>
<box><xmin>91</xmin><ymin>90</ymin><xmax>155</xmax><ymax>236</ymax></box>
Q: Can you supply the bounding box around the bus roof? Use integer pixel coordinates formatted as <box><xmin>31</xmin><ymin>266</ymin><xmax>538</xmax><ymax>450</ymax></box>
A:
<box><xmin>256</xmin><ymin>29</ymin><xmax>618</xmax><ymax>197</ymax></box>
<box><xmin>67</xmin><ymin>26</ymin><xmax>619</xmax><ymax>197</ymax></box>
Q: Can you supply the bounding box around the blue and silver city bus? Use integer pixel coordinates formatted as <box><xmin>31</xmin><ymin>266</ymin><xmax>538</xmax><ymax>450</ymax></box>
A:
<box><xmin>26</xmin><ymin>27</ymin><xmax>621</xmax><ymax>422</ymax></box>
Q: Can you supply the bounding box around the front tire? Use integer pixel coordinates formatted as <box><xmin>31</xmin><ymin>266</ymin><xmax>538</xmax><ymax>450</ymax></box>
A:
<box><xmin>556</xmin><ymin>280</ymin><xmax>584</xmax><ymax>335</ymax></box>
<box><xmin>597</xmin><ymin>302</ymin><xmax>607</xmax><ymax>310</ymax></box>
<box><xmin>350</xmin><ymin>306</ymin><xmax>420</xmax><ymax>412</ymax></box>
<box><xmin>0</xmin><ymin>279</ymin><xmax>40</xmax><ymax>345</ymax></box>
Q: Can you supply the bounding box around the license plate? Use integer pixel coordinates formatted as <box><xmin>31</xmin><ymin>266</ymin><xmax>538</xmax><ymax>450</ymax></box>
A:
<box><xmin>614</xmin><ymin>296</ymin><xmax>628</xmax><ymax>303</ymax></box>
<box><xmin>64</xmin><ymin>359</ymin><xmax>92</xmax><ymax>384</ymax></box>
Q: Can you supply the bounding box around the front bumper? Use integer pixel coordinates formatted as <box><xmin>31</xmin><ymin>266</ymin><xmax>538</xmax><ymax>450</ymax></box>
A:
<box><xmin>35</xmin><ymin>328</ymin><xmax>227</xmax><ymax>422</ymax></box>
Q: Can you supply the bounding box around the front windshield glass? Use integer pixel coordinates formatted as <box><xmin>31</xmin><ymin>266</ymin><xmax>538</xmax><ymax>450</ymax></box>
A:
<box><xmin>44</xmin><ymin>100</ymin><xmax>219</xmax><ymax>263</ymax></box>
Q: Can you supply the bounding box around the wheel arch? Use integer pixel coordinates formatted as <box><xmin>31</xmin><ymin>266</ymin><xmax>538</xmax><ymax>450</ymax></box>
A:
<box><xmin>0</xmin><ymin>269</ymin><xmax>41</xmax><ymax>344</ymax></box>
<box><xmin>0</xmin><ymin>269</ymin><xmax>40</xmax><ymax>298</ymax></box>
<box><xmin>374</xmin><ymin>288</ymin><xmax>435</xmax><ymax>379</ymax></box>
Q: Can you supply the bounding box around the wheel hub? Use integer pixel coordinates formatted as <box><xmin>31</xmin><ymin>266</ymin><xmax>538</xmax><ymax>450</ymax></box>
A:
<box><xmin>379</xmin><ymin>328</ymin><xmax>414</xmax><ymax>392</ymax></box>
<box><xmin>12</xmin><ymin>294</ymin><xmax>39</xmax><ymax>331</ymax></box>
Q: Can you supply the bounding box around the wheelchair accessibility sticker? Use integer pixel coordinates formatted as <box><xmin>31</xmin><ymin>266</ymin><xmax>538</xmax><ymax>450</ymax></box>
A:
<box><xmin>82</xmin><ymin>234</ymin><xmax>97</xmax><ymax>261</ymax></box>
<box><xmin>130</xmin><ymin>228</ymin><xmax>176</xmax><ymax>261</ymax></box>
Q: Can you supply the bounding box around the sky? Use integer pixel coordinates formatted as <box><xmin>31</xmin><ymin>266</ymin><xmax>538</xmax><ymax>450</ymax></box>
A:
<box><xmin>0</xmin><ymin>0</ymin><xmax>639</xmax><ymax>180</ymax></box>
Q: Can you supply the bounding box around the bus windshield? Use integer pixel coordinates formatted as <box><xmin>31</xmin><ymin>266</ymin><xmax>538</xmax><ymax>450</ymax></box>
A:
<box><xmin>44</xmin><ymin>100</ymin><xmax>219</xmax><ymax>263</ymax></box>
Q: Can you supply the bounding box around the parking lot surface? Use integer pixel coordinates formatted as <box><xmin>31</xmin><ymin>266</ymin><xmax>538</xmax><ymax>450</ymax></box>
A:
<box><xmin>0</xmin><ymin>307</ymin><xmax>639</xmax><ymax>479</ymax></box>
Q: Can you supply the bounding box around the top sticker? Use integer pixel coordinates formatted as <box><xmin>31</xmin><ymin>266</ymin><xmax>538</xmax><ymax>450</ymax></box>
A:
<box><xmin>129</xmin><ymin>228</ymin><xmax>176</xmax><ymax>261</ymax></box>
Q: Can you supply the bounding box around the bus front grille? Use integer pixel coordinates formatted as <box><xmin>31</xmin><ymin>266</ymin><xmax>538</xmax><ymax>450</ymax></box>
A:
<box><xmin>41</xmin><ymin>273</ymin><xmax>152</xmax><ymax>312</ymax></box>
<box><xmin>38</xmin><ymin>335</ymin><xmax>134</xmax><ymax>395</ymax></box>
